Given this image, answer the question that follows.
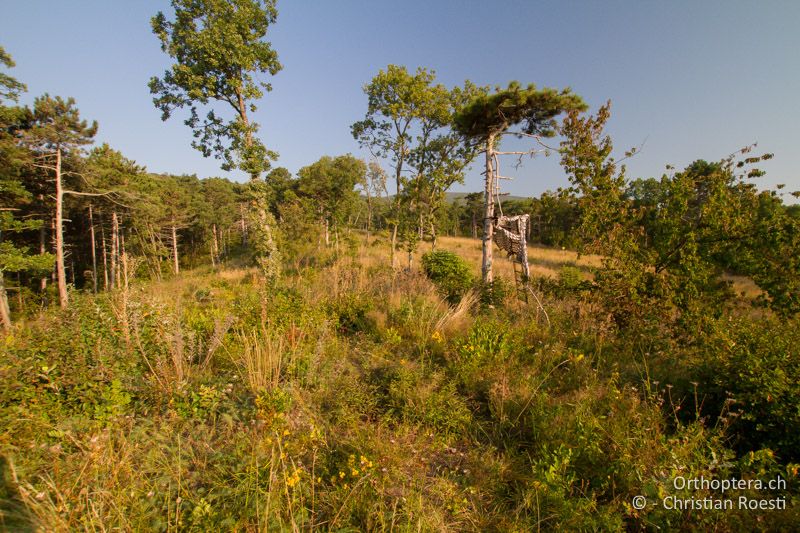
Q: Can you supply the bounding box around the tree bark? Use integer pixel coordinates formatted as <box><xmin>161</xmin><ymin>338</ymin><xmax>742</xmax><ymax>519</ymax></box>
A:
<box><xmin>121</xmin><ymin>232</ymin><xmax>129</xmax><ymax>290</ymax></box>
<box><xmin>54</xmin><ymin>147</ymin><xmax>69</xmax><ymax>308</ymax></box>
<box><xmin>101</xmin><ymin>218</ymin><xmax>109</xmax><ymax>290</ymax></box>
<box><xmin>482</xmin><ymin>134</ymin><xmax>496</xmax><ymax>284</ymax></box>
<box><xmin>171</xmin><ymin>220</ymin><xmax>180</xmax><ymax>275</ymax></box>
<box><xmin>111</xmin><ymin>211</ymin><xmax>119</xmax><ymax>289</ymax></box>
<box><xmin>89</xmin><ymin>204</ymin><xmax>97</xmax><ymax>293</ymax></box>
<box><xmin>211</xmin><ymin>224</ymin><xmax>219</xmax><ymax>268</ymax></box>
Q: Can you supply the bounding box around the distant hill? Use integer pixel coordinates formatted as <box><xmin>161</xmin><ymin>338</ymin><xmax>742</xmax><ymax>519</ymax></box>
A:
<box><xmin>380</xmin><ymin>192</ymin><xmax>533</xmax><ymax>203</ymax></box>
<box><xmin>443</xmin><ymin>192</ymin><xmax>532</xmax><ymax>203</ymax></box>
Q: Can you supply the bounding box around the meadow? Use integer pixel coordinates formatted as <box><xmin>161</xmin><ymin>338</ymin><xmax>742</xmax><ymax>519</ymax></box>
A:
<box><xmin>1</xmin><ymin>235</ymin><xmax>796</xmax><ymax>531</ymax></box>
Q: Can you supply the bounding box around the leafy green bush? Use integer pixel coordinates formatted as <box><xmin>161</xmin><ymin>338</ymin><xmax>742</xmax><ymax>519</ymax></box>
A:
<box><xmin>421</xmin><ymin>250</ymin><xmax>473</xmax><ymax>304</ymax></box>
<box><xmin>477</xmin><ymin>277</ymin><xmax>513</xmax><ymax>308</ymax></box>
<box><xmin>699</xmin><ymin>316</ymin><xmax>800</xmax><ymax>461</ymax></box>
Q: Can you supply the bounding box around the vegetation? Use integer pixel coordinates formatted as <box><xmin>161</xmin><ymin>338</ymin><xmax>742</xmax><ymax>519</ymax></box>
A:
<box><xmin>1</xmin><ymin>3</ymin><xmax>799</xmax><ymax>531</ymax></box>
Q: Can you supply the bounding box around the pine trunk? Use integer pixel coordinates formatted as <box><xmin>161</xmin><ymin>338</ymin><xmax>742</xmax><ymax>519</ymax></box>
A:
<box><xmin>240</xmin><ymin>204</ymin><xmax>248</xmax><ymax>246</ymax></box>
<box><xmin>101</xmin><ymin>219</ymin><xmax>109</xmax><ymax>290</ymax></box>
<box><xmin>54</xmin><ymin>147</ymin><xmax>68</xmax><ymax>308</ymax></box>
<box><xmin>212</xmin><ymin>224</ymin><xmax>219</xmax><ymax>265</ymax></box>
<box><xmin>111</xmin><ymin>211</ymin><xmax>119</xmax><ymax>289</ymax></box>
<box><xmin>89</xmin><ymin>204</ymin><xmax>97</xmax><ymax>293</ymax></box>
<box><xmin>171</xmin><ymin>221</ymin><xmax>180</xmax><ymax>275</ymax></box>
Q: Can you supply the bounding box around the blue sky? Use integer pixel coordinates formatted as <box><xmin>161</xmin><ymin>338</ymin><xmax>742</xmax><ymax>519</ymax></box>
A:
<box><xmin>3</xmin><ymin>0</ymin><xmax>799</xmax><ymax>200</ymax></box>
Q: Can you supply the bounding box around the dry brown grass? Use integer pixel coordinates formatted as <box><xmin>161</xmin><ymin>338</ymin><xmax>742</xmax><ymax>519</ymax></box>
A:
<box><xmin>354</xmin><ymin>234</ymin><xmax>760</xmax><ymax>297</ymax></box>
<box><xmin>358</xmin><ymin>234</ymin><xmax>600</xmax><ymax>281</ymax></box>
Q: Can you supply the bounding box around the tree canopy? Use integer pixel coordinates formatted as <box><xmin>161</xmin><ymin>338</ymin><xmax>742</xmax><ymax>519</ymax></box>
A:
<box><xmin>149</xmin><ymin>0</ymin><xmax>281</xmax><ymax>179</ymax></box>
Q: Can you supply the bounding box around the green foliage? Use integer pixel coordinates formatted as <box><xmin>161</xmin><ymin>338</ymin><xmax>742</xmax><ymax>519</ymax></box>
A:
<box><xmin>453</xmin><ymin>81</ymin><xmax>586</xmax><ymax>139</ymax></box>
<box><xmin>0</xmin><ymin>46</ymin><xmax>26</xmax><ymax>103</ymax></box>
<box><xmin>699</xmin><ymin>316</ymin><xmax>800</xmax><ymax>461</ymax></box>
<box><xmin>477</xmin><ymin>277</ymin><xmax>513</xmax><ymax>308</ymax></box>
<box><xmin>421</xmin><ymin>250</ymin><xmax>473</xmax><ymax>304</ymax></box>
<box><xmin>149</xmin><ymin>0</ymin><xmax>281</xmax><ymax>178</ymax></box>
<box><xmin>297</xmin><ymin>154</ymin><xmax>366</xmax><ymax>232</ymax></box>
<box><xmin>246</xmin><ymin>180</ymin><xmax>280</xmax><ymax>283</ymax></box>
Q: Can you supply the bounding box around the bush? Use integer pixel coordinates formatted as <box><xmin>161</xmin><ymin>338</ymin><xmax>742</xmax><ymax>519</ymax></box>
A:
<box><xmin>699</xmin><ymin>316</ymin><xmax>800</xmax><ymax>461</ymax></box>
<box><xmin>477</xmin><ymin>277</ymin><xmax>514</xmax><ymax>308</ymax></box>
<box><xmin>421</xmin><ymin>250</ymin><xmax>474</xmax><ymax>304</ymax></box>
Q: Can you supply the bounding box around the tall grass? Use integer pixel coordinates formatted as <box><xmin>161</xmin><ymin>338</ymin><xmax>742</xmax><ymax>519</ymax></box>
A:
<box><xmin>234</xmin><ymin>329</ymin><xmax>288</xmax><ymax>393</ymax></box>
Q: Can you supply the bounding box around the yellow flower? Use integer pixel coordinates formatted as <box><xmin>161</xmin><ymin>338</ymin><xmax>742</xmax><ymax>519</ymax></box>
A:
<box><xmin>339</xmin><ymin>471</ymin><xmax>345</xmax><ymax>478</ymax></box>
<box><xmin>351</xmin><ymin>469</ymin><xmax>359</xmax><ymax>476</ymax></box>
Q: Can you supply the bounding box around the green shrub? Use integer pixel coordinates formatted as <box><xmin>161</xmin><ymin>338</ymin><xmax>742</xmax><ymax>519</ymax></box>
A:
<box><xmin>421</xmin><ymin>250</ymin><xmax>473</xmax><ymax>304</ymax></box>
<box><xmin>477</xmin><ymin>277</ymin><xmax>513</xmax><ymax>308</ymax></box>
<box><xmin>699</xmin><ymin>316</ymin><xmax>800</xmax><ymax>461</ymax></box>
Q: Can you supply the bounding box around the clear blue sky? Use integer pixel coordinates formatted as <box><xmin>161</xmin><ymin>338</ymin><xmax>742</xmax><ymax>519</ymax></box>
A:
<box><xmin>3</xmin><ymin>0</ymin><xmax>799</xmax><ymax>200</ymax></box>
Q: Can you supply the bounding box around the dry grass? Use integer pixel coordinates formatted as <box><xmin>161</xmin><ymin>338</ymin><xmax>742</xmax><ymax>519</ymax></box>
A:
<box><xmin>358</xmin><ymin>234</ymin><xmax>601</xmax><ymax>281</ymax></box>
<box><xmin>234</xmin><ymin>329</ymin><xmax>288</xmax><ymax>393</ymax></box>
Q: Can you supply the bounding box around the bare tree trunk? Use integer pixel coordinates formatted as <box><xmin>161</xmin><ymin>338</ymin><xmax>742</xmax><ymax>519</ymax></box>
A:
<box><xmin>482</xmin><ymin>134</ymin><xmax>496</xmax><ymax>284</ymax></box>
<box><xmin>324</xmin><ymin>218</ymin><xmax>330</xmax><ymax>247</ymax></box>
<box><xmin>54</xmin><ymin>147</ymin><xmax>68</xmax><ymax>308</ymax></box>
<box><xmin>89</xmin><ymin>204</ymin><xmax>97</xmax><ymax>293</ymax></box>
<box><xmin>121</xmin><ymin>232</ymin><xmax>130</xmax><ymax>290</ymax></box>
<box><xmin>365</xmin><ymin>187</ymin><xmax>372</xmax><ymax>245</ymax></box>
<box><xmin>0</xmin><ymin>270</ymin><xmax>11</xmax><ymax>331</ymax></box>
<box><xmin>147</xmin><ymin>223</ymin><xmax>162</xmax><ymax>281</ymax></box>
<box><xmin>430</xmin><ymin>217</ymin><xmax>437</xmax><ymax>251</ymax></box>
<box><xmin>212</xmin><ymin>224</ymin><xmax>219</xmax><ymax>266</ymax></box>
<box><xmin>111</xmin><ymin>211</ymin><xmax>119</xmax><ymax>289</ymax></box>
<box><xmin>101</xmin><ymin>219</ymin><xmax>109</xmax><ymax>290</ymax></box>
<box><xmin>171</xmin><ymin>220</ymin><xmax>180</xmax><ymax>275</ymax></box>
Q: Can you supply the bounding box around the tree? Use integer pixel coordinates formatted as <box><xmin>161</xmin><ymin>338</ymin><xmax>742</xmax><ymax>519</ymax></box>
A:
<box><xmin>0</xmin><ymin>46</ymin><xmax>26</xmax><ymax>102</ymax></box>
<box><xmin>362</xmin><ymin>160</ymin><xmax>387</xmax><ymax>243</ymax></box>
<box><xmin>454</xmin><ymin>82</ymin><xmax>586</xmax><ymax>283</ymax></box>
<box><xmin>408</xmin><ymin>81</ymin><xmax>485</xmax><ymax>250</ymax></box>
<box><xmin>352</xmin><ymin>65</ymin><xmax>439</xmax><ymax>267</ymax></box>
<box><xmin>150</xmin><ymin>0</ymin><xmax>283</xmax><ymax>282</ymax></box>
<box><xmin>85</xmin><ymin>144</ymin><xmax>147</xmax><ymax>289</ymax></box>
<box><xmin>0</xmin><ymin>50</ymin><xmax>54</xmax><ymax>328</ymax></box>
<box><xmin>24</xmin><ymin>95</ymin><xmax>97</xmax><ymax>308</ymax></box>
<box><xmin>296</xmin><ymin>155</ymin><xmax>366</xmax><ymax>249</ymax></box>
<box><xmin>149</xmin><ymin>0</ymin><xmax>281</xmax><ymax>180</ymax></box>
